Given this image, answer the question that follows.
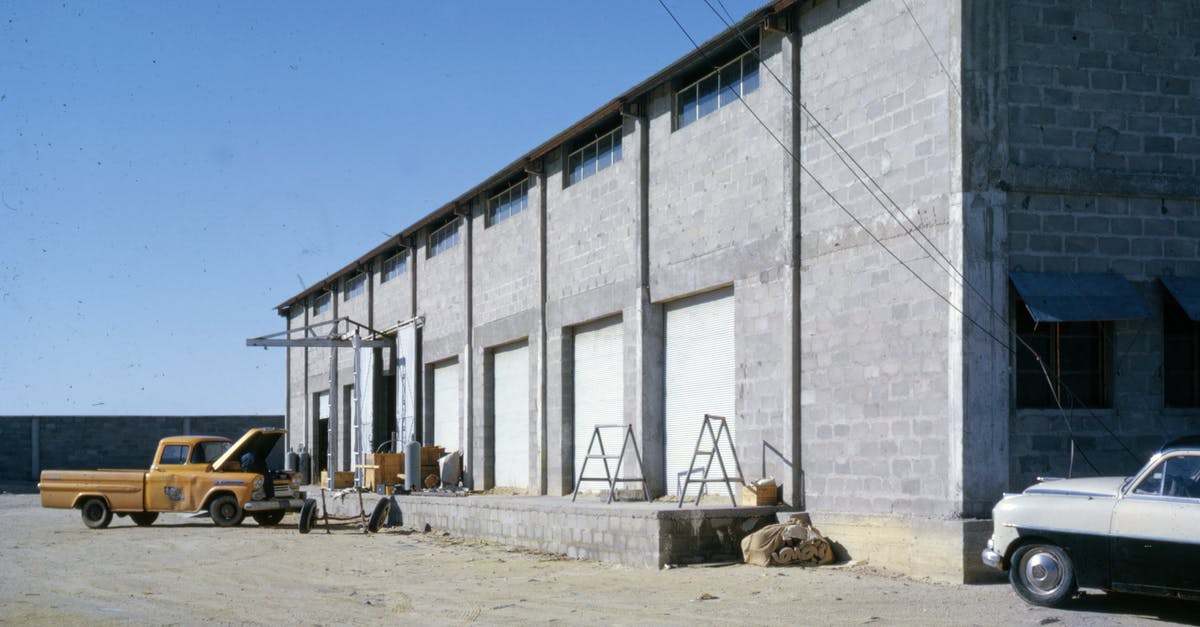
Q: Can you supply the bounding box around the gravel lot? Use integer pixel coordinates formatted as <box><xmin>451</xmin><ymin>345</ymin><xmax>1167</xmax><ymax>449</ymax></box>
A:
<box><xmin>1</xmin><ymin>488</ymin><xmax>1196</xmax><ymax>625</ymax></box>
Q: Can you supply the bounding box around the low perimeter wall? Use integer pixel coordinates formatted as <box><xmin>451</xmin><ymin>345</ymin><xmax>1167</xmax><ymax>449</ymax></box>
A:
<box><xmin>0</xmin><ymin>415</ymin><xmax>284</xmax><ymax>481</ymax></box>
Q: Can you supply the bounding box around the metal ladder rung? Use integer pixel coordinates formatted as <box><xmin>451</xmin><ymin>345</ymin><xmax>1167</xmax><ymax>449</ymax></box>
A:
<box><xmin>585</xmin><ymin>454</ymin><xmax>622</xmax><ymax>460</ymax></box>
<box><xmin>580</xmin><ymin>477</ymin><xmax>645</xmax><ymax>483</ymax></box>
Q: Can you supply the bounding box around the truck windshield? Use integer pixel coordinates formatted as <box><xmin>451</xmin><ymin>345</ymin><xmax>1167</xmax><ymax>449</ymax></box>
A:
<box><xmin>191</xmin><ymin>441</ymin><xmax>232</xmax><ymax>464</ymax></box>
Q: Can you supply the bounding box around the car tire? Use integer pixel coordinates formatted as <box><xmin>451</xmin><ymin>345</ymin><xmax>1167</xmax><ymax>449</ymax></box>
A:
<box><xmin>298</xmin><ymin>498</ymin><xmax>318</xmax><ymax>534</ymax></box>
<box><xmin>209</xmin><ymin>495</ymin><xmax>244</xmax><ymax>527</ymax></box>
<box><xmin>130</xmin><ymin>512</ymin><xmax>159</xmax><ymax>526</ymax></box>
<box><xmin>1010</xmin><ymin>543</ymin><xmax>1077</xmax><ymax>607</ymax></box>
<box><xmin>367</xmin><ymin>498</ymin><xmax>391</xmax><ymax>533</ymax></box>
<box><xmin>252</xmin><ymin>510</ymin><xmax>286</xmax><ymax>526</ymax></box>
<box><xmin>80</xmin><ymin>498</ymin><xmax>113</xmax><ymax>529</ymax></box>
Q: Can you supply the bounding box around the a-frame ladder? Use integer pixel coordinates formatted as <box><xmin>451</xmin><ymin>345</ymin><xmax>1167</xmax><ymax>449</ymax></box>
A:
<box><xmin>677</xmin><ymin>414</ymin><xmax>745</xmax><ymax>508</ymax></box>
<box><xmin>571</xmin><ymin>424</ymin><xmax>650</xmax><ymax>503</ymax></box>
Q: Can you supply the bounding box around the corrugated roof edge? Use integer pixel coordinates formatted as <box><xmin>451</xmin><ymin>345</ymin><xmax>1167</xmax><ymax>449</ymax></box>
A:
<box><xmin>276</xmin><ymin>0</ymin><xmax>795</xmax><ymax>315</ymax></box>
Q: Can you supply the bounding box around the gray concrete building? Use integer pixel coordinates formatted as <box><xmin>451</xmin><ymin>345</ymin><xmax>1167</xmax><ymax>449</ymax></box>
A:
<box><xmin>267</xmin><ymin>0</ymin><xmax>1200</xmax><ymax>581</ymax></box>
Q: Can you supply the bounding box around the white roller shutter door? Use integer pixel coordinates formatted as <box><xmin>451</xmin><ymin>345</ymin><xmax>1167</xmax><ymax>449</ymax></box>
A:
<box><xmin>573</xmin><ymin>317</ymin><xmax>624</xmax><ymax>488</ymax></box>
<box><xmin>432</xmin><ymin>361</ymin><xmax>460</xmax><ymax>452</ymax></box>
<box><xmin>664</xmin><ymin>289</ymin><xmax>735</xmax><ymax>497</ymax></box>
<box><xmin>493</xmin><ymin>343</ymin><xmax>530</xmax><ymax>489</ymax></box>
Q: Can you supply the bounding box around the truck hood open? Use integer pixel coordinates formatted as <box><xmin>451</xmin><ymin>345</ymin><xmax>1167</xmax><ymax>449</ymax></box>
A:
<box><xmin>213</xmin><ymin>428</ymin><xmax>286</xmax><ymax>472</ymax></box>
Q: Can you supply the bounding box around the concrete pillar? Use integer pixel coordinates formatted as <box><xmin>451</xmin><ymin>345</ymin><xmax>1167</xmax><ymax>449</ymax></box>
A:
<box><xmin>30</xmin><ymin>417</ymin><xmax>40</xmax><ymax>481</ymax></box>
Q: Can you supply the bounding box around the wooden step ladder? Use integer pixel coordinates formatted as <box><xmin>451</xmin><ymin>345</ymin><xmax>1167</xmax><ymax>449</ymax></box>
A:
<box><xmin>571</xmin><ymin>424</ymin><xmax>650</xmax><ymax>503</ymax></box>
<box><xmin>677</xmin><ymin>414</ymin><xmax>745</xmax><ymax>508</ymax></box>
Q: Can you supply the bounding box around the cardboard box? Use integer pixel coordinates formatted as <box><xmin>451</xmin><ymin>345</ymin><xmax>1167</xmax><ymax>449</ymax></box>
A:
<box><xmin>320</xmin><ymin>470</ymin><xmax>355</xmax><ymax>489</ymax></box>
<box><xmin>742</xmin><ymin>480</ymin><xmax>778</xmax><ymax>506</ymax></box>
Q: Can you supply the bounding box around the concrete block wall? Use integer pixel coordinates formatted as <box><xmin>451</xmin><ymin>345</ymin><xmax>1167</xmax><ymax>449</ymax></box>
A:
<box><xmin>0</xmin><ymin>415</ymin><xmax>283</xmax><ymax>481</ymax></box>
<box><xmin>798</xmin><ymin>0</ymin><xmax>962</xmax><ymax>518</ymax></box>
<box><xmin>372</xmin><ymin>248</ymin><xmax>414</xmax><ymax>327</ymax></box>
<box><xmin>416</xmin><ymin>224</ymin><xmax>468</xmax><ymax>362</ymax></box>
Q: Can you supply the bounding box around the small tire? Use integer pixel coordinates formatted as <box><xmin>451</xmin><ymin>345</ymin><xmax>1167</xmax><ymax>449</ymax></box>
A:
<box><xmin>252</xmin><ymin>510</ymin><xmax>286</xmax><ymax>526</ymax></box>
<box><xmin>298</xmin><ymin>499</ymin><xmax>318</xmax><ymax>534</ymax></box>
<box><xmin>367</xmin><ymin>499</ymin><xmax>391</xmax><ymax>533</ymax></box>
<box><xmin>209</xmin><ymin>495</ymin><xmax>244</xmax><ymax>527</ymax></box>
<box><xmin>80</xmin><ymin>498</ymin><xmax>113</xmax><ymax>529</ymax></box>
<box><xmin>130</xmin><ymin>512</ymin><xmax>159</xmax><ymax>527</ymax></box>
<box><xmin>1010</xmin><ymin>543</ymin><xmax>1077</xmax><ymax>607</ymax></box>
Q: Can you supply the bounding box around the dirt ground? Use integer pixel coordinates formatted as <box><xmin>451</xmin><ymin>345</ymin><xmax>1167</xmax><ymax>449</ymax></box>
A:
<box><xmin>1</xmin><ymin>488</ymin><xmax>1196</xmax><ymax>626</ymax></box>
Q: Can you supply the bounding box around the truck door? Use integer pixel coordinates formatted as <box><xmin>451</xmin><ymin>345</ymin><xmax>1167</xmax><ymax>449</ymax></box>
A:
<box><xmin>145</xmin><ymin>444</ymin><xmax>194</xmax><ymax>512</ymax></box>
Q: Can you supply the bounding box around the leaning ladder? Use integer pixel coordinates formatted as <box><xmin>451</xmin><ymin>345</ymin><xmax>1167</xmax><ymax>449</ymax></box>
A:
<box><xmin>571</xmin><ymin>424</ymin><xmax>650</xmax><ymax>503</ymax></box>
<box><xmin>677</xmin><ymin>414</ymin><xmax>745</xmax><ymax>508</ymax></box>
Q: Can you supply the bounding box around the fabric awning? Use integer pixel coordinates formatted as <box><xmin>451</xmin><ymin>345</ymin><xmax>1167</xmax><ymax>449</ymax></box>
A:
<box><xmin>1161</xmin><ymin>276</ymin><xmax>1200</xmax><ymax>321</ymax></box>
<box><xmin>1010</xmin><ymin>272</ymin><xmax>1152</xmax><ymax>323</ymax></box>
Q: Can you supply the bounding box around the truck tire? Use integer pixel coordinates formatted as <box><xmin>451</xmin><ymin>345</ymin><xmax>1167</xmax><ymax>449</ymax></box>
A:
<box><xmin>209</xmin><ymin>495</ymin><xmax>244</xmax><ymax>527</ymax></box>
<box><xmin>367</xmin><ymin>498</ymin><xmax>391</xmax><ymax>533</ymax></box>
<box><xmin>298</xmin><ymin>498</ymin><xmax>318</xmax><ymax>534</ymax></box>
<box><xmin>130</xmin><ymin>512</ymin><xmax>159</xmax><ymax>526</ymax></box>
<box><xmin>252</xmin><ymin>511</ymin><xmax>286</xmax><ymax>526</ymax></box>
<box><xmin>80</xmin><ymin>498</ymin><xmax>113</xmax><ymax>529</ymax></box>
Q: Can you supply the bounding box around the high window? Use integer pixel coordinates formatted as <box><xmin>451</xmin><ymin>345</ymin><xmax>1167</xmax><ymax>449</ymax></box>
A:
<box><xmin>567</xmin><ymin>127</ymin><xmax>622</xmax><ymax>186</ymax></box>
<box><xmin>675</xmin><ymin>47</ymin><xmax>760</xmax><ymax>130</ymax></box>
<box><xmin>343</xmin><ymin>272</ymin><xmax>365</xmax><ymax>301</ymax></box>
<box><xmin>382</xmin><ymin>252</ymin><xmax>407</xmax><ymax>282</ymax></box>
<box><xmin>428</xmin><ymin>219</ymin><xmax>460</xmax><ymax>258</ymax></box>
<box><xmin>313</xmin><ymin>291</ymin><xmax>331</xmax><ymax>316</ymax></box>
<box><xmin>1014</xmin><ymin>301</ymin><xmax>1111</xmax><ymax>409</ymax></box>
<box><xmin>1164</xmin><ymin>298</ymin><xmax>1200</xmax><ymax>407</ymax></box>
<box><xmin>487</xmin><ymin>178</ymin><xmax>529</xmax><ymax>226</ymax></box>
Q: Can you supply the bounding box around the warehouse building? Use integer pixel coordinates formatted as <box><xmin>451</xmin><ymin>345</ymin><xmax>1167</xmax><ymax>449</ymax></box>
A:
<box><xmin>265</xmin><ymin>0</ymin><xmax>1200</xmax><ymax>580</ymax></box>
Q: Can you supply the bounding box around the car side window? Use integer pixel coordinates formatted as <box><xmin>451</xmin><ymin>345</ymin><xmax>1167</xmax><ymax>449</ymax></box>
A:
<box><xmin>1134</xmin><ymin>455</ymin><xmax>1200</xmax><ymax>498</ymax></box>
<box><xmin>159</xmin><ymin>445</ymin><xmax>188</xmax><ymax>465</ymax></box>
<box><xmin>1133</xmin><ymin>462</ymin><xmax>1165</xmax><ymax>495</ymax></box>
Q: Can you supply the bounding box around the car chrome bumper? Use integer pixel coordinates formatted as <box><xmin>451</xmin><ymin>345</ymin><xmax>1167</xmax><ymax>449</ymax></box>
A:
<box><xmin>243</xmin><ymin>498</ymin><xmax>306</xmax><ymax>513</ymax></box>
<box><xmin>981</xmin><ymin>539</ymin><xmax>1004</xmax><ymax>570</ymax></box>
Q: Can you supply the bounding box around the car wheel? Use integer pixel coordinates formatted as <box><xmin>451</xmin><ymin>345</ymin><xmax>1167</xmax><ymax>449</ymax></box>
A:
<box><xmin>80</xmin><ymin>498</ymin><xmax>113</xmax><ymax>529</ymax></box>
<box><xmin>298</xmin><ymin>498</ymin><xmax>318</xmax><ymax>534</ymax></box>
<box><xmin>367</xmin><ymin>499</ymin><xmax>391</xmax><ymax>533</ymax></box>
<box><xmin>1010</xmin><ymin>543</ymin><xmax>1077</xmax><ymax>607</ymax></box>
<box><xmin>252</xmin><ymin>510</ymin><xmax>286</xmax><ymax>526</ymax></box>
<box><xmin>130</xmin><ymin>512</ymin><xmax>159</xmax><ymax>526</ymax></box>
<box><xmin>209</xmin><ymin>495</ymin><xmax>244</xmax><ymax>527</ymax></box>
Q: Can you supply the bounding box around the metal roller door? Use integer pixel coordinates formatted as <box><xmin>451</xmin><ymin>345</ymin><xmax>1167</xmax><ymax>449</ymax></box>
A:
<box><xmin>493</xmin><ymin>343</ymin><xmax>530</xmax><ymax>489</ymax></box>
<box><xmin>432</xmin><ymin>361</ymin><xmax>460</xmax><ymax>452</ymax></box>
<box><xmin>664</xmin><ymin>289</ymin><xmax>735</xmax><ymax>497</ymax></box>
<box><xmin>573</xmin><ymin>317</ymin><xmax>624</xmax><ymax>487</ymax></box>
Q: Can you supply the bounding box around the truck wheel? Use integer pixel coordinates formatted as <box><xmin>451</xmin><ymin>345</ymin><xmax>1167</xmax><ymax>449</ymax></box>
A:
<box><xmin>130</xmin><ymin>512</ymin><xmax>159</xmax><ymax>526</ymax></box>
<box><xmin>252</xmin><ymin>511</ymin><xmax>286</xmax><ymax>526</ymax></box>
<box><xmin>209</xmin><ymin>495</ymin><xmax>244</xmax><ymax>527</ymax></box>
<box><xmin>80</xmin><ymin>498</ymin><xmax>113</xmax><ymax>529</ymax></box>
<box><xmin>298</xmin><ymin>498</ymin><xmax>318</xmax><ymax>534</ymax></box>
<box><xmin>367</xmin><ymin>499</ymin><xmax>391</xmax><ymax>533</ymax></box>
<box><xmin>1011</xmin><ymin>543</ymin><xmax>1077</xmax><ymax>607</ymax></box>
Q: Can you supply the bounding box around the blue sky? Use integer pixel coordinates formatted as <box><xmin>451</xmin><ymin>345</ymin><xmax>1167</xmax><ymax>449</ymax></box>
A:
<box><xmin>0</xmin><ymin>1</ymin><xmax>764</xmax><ymax>415</ymax></box>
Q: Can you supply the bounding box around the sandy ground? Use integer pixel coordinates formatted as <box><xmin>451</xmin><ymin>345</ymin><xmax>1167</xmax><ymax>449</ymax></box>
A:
<box><xmin>1</xmin><ymin>488</ymin><xmax>1196</xmax><ymax>626</ymax></box>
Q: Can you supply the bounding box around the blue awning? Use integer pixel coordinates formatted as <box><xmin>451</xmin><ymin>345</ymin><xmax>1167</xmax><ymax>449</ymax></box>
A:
<box><xmin>1010</xmin><ymin>272</ymin><xmax>1152</xmax><ymax>323</ymax></box>
<box><xmin>1161</xmin><ymin>276</ymin><xmax>1200</xmax><ymax>321</ymax></box>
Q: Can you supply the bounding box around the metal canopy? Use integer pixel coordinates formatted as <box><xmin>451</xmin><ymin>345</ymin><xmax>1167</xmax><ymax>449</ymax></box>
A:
<box><xmin>1161</xmin><ymin>276</ymin><xmax>1200</xmax><ymax>321</ymax></box>
<box><xmin>246</xmin><ymin>317</ymin><xmax>390</xmax><ymax>349</ymax></box>
<box><xmin>1010</xmin><ymin>271</ymin><xmax>1152</xmax><ymax>323</ymax></box>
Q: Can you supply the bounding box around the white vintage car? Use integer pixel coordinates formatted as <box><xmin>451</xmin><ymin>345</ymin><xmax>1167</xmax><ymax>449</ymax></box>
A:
<box><xmin>982</xmin><ymin>436</ymin><xmax>1200</xmax><ymax>607</ymax></box>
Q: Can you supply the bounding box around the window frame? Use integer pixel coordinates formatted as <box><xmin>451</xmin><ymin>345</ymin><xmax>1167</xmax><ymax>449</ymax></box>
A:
<box><xmin>1014</xmin><ymin>297</ymin><xmax>1112</xmax><ymax>410</ymax></box>
<box><xmin>674</xmin><ymin>46</ymin><xmax>760</xmax><ymax>130</ymax></box>
<box><xmin>566</xmin><ymin>126</ymin><xmax>623</xmax><ymax>187</ymax></box>
<box><xmin>486</xmin><ymin>178</ymin><xmax>529</xmax><ymax>227</ymax></box>
<box><xmin>313</xmin><ymin>291</ymin><xmax>332</xmax><ymax>316</ymax></box>
<box><xmin>343</xmin><ymin>272</ymin><xmax>366</xmax><ymax>301</ymax></box>
<box><xmin>382</xmin><ymin>251</ymin><xmax>407</xmax><ymax>283</ymax></box>
<box><xmin>428</xmin><ymin>219</ymin><xmax>461</xmax><ymax>258</ymax></box>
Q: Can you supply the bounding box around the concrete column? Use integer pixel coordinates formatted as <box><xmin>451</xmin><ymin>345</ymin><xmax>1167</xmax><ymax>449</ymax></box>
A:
<box><xmin>30</xmin><ymin>417</ymin><xmax>39</xmax><ymax>481</ymax></box>
<box><xmin>535</xmin><ymin>167</ymin><xmax>549</xmax><ymax>495</ymax></box>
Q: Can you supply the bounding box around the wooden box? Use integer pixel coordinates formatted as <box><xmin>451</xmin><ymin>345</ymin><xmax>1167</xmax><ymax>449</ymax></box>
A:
<box><xmin>320</xmin><ymin>470</ymin><xmax>355</xmax><ymax>489</ymax></box>
<box><xmin>742</xmin><ymin>481</ymin><xmax>778</xmax><ymax>506</ymax></box>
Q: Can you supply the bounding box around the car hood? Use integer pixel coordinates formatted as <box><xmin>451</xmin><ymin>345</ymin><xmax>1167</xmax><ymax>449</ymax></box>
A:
<box><xmin>1022</xmin><ymin>475</ymin><xmax>1127</xmax><ymax>498</ymax></box>
<box><xmin>213</xmin><ymin>428</ymin><xmax>286</xmax><ymax>471</ymax></box>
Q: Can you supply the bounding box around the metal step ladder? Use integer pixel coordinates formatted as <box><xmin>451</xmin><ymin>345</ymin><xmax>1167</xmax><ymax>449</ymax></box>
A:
<box><xmin>677</xmin><ymin>414</ymin><xmax>745</xmax><ymax>508</ymax></box>
<box><xmin>571</xmin><ymin>424</ymin><xmax>650</xmax><ymax>503</ymax></box>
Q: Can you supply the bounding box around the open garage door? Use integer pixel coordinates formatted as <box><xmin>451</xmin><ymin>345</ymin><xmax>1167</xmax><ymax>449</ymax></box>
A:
<box><xmin>493</xmin><ymin>342</ymin><xmax>530</xmax><ymax>490</ymax></box>
<box><xmin>664</xmin><ymin>289</ymin><xmax>735</xmax><ymax>497</ymax></box>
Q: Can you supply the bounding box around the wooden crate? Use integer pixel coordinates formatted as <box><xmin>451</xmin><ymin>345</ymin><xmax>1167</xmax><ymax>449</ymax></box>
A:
<box><xmin>742</xmin><ymin>481</ymin><xmax>778</xmax><ymax>506</ymax></box>
<box><xmin>320</xmin><ymin>470</ymin><xmax>355</xmax><ymax>489</ymax></box>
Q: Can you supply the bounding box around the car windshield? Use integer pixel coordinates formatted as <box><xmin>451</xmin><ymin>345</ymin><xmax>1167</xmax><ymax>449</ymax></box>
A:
<box><xmin>191</xmin><ymin>441</ymin><xmax>232</xmax><ymax>464</ymax></box>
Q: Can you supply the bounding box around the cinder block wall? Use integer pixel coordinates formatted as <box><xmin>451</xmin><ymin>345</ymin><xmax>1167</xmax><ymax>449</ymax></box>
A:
<box><xmin>1000</xmin><ymin>0</ymin><xmax>1200</xmax><ymax>489</ymax></box>
<box><xmin>0</xmin><ymin>415</ymin><xmax>283</xmax><ymax>482</ymax></box>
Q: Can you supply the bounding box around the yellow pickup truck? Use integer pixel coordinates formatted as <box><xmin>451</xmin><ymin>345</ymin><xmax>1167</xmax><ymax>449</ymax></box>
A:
<box><xmin>38</xmin><ymin>428</ymin><xmax>305</xmax><ymax>529</ymax></box>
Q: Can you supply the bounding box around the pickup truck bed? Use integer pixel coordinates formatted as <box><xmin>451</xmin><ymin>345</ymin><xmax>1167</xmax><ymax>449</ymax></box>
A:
<box><xmin>40</xmin><ymin>470</ymin><xmax>146</xmax><ymax>512</ymax></box>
